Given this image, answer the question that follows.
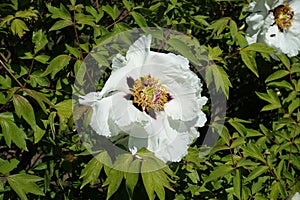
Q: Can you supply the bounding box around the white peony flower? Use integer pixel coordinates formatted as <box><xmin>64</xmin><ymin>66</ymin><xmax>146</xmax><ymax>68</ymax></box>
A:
<box><xmin>79</xmin><ymin>35</ymin><xmax>207</xmax><ymax>163</ymax></box>
<box><xmin>246</xmin><ymin>0</ymin><xmax>300</xmax><ymax>57</ymax></box>
<box><xmin>292</xmin><ymin>192</ymin><xmax>300</xmax><ymax>200</ymax></box>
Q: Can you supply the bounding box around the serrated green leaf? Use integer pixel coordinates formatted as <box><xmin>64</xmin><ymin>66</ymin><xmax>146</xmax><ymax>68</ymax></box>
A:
<box><xmin>49</xmin><ymin>19</ymin><xmax>73</xmax><ymax>31</ymax></box>
<box><xmin>0</xmin><ymin>15</ymin><xmax>15</xmax><ymax>27</ymax></box>
<box><xmin>0</xmin><ymin>158</ymin><xmax>19</xmax><ymax>174</ymax></box>
<box><xmin>47</xmin><ymin>3</ymin><xmax>71</xmax><ymax>20</ymax></box>
<box><xmin>0</xmin><ymin>112</ymin><xmax>28</xmax><ymax>150</ymax></box>
<box><xmin>10</xmin><ymin>19</ymin><xmax>29</xmax><ymax>38</ymax></box>
<box><xmin>13</xmin><ymin>94</ymin><xmax>36</xmax><ymax>127</ymax></box>
<box><xmin>240</xmin><ymin>51</ymin><xmax>258</xmax><ymax>77</ymax></box>
<box><xmin>80</xmin><ymin>152</ymin><xmax>108</xmax><ymax>188</ymax></box>
<box><xmin>41</xmin><ymin>54</ymin><xmax>71</xmax><ymax>78</ymax></box>
<box><xmin>7</xmin><ymin>173</ymin><xmax>44</xmax><ymax>200</ymax></box>
<box><xmin>265</xmin><ymin>70</ymin><xmax>290</xmax><ymax>83</ymax></box>
<box><xmin>32</xmin><ymin>29</ymin><xmax>48</xmax><ymax>54</ymax></box>
<box><xmin>102</xmin><ymin>5</ymin><xmax>118</xmax><ymax>20</ymax></box>
<box><xmin>207</xmin><ymin>17</ymin><xmax>230</xmax><ymax>36</ymax></box>
<box><xmin>131</xmin><ymin>11</ymin><xmax>147</xmax><ymax>28</ymax></box>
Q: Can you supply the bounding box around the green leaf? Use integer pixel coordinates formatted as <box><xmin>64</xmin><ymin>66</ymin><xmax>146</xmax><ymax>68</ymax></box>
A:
<box><xmin>131</xmin><ymin>11</ymin><xmax>147</xmax><ymax>28</ymax></box>
<box><xmin>122</xmin><ymin>0</ymin><xmax>133</xmax><ymax>10</ymax></box>
<box><xmin>267</xmin><ymin>80</ymin><xmax>293</xmax><ymax>90</ymax></box>
<box><xmin>34</xmin><ymin>55</ymin><xmax>50</xmax><ymax>64</ymax></box>
<box><xmin>0</xmin><ymin>158</ymin><xmax>19</xmax><ymax>174</ymax></box>
<box><xmin>54</xmin><ymin>99</ymin><xmax>73</xmax><ymax>131</ymax></box>
<box><xmin>102</xmin><ymin>5</ymin><xmax>118</xmax><ymax>20</ymax></box>
<box><xmin>41</xmin><ymin>54</ymin><xmax>71</xmax><ymax>78</ymax></box>
<box><xmin>47</xmin><ymin>3</ymin><xmax>71</xmax><ymax>20</ymax></box>
<box><xmin>167</xmin><ymin>37</ymin><xmax>199</xmax><ymax>65</ymax></box>
<box><xmin>12</xmin><ymin>94</ymin><xmax>46</xmax><ymax>143</ymax></box>
<box><xmin>10</xmin><ymin>19</ymin><xmax>29</xmax><ymax>38</ymax></box>
<box><xmin>276</xmin><ymin>53</ymin><xmax>290</xmax><ymax>70</ymax></box>
<box><xmin>7</xmin><ymin>173</ymin><xmax>44</xmax><ymax>200</ymax></box>
<box><xmin>49</xmin><ymin>19</ymin><xmax>73</xmax><ymax>31</ymax></box>
<box><xmin>0</xmin><ymin>15</ymin><xmax>15</xmax><ymax>27</ymax></box>
<box><xmin>256</xmin><ymin>90</ymin><xmax>281</xmax><ymax>111</ymax></box>
<box><xmin>233</xmin><ymin>169</ymin><xmax>241</xmax><ymax>199</ymax></box>
<box><xmin>103</xmin><ymin>169</ymin><xmax>124</xmax><ymax>200</ymax></box>
<box><xmin>80</xmin><ymin>151</ymin><xmax>111</xmax><ymax>188</ymax></box>
<box><xmin>66</xmin><ymin>44</ymin><xmax>81</xmax><ymax>59</ymax></box>
<box><xmin>207</xmin><ymin>17</ymin><xmax>230</xmax><ymax>36</ymax></box>
<box><xmin>15</xmin><ymin>10</ymin><xmax>38</xmax><ymax>19</ymax></box>
<box><xmin>13</xmin><ymin>94</ymin><xmax>36</xmax><ymax>127</ymax></box>
<box><xmin>124</xmin><ymin>159</ymin><xmax>140</xmax><ymax>198</ymax></box>
<box><xmin>23</xmin><ymin>89</ymin><xmax>53</xmax><ymax>113</ymax></box>
<box><xmin>242</xmin><ymin>143</ymin><xmax>266</xmax><ymax>163</ymax></box>
<box><xmin>75</xmin><ymin>13</ymin><xmax>95</xmax><ymax>27</ymax></box>
<box><xmin>265</xmin><ymin>70</ymin><xmax>290</xmax><ymax>83</ymax></box>
<box><xmin>205</xmin><ymin>165</ymin><xmax>233</xmax><ymax>182</ymax></box>
<box><xmin>240</xmin><ymin>51</ymin><xmax>258</xmax><ymax>77</ymax></box>
<box><xmin>74</xmin><ymin>60</ymin><xmax>86</xmax><ymax>85</ymax></box>
<box><xmin>244</xmin><ymin>43</ymin><xmax>274</xmax><ymax>54</ymax></box>
<box><xmin>229</xmin><ymin>19</ymin><xmax>238</xmax><ymax>39</ymax></box>
<box><xmin>245</xmin><ymin>166</ymin><xmax>268</xmax><ymax>182</ymax></box>
<box><xmin>0</xmin><ymin>112</ymin><xmax>28</xmax><ymax>150</ymax></box>
<box><xmin>32</xmin><ymin>29</ymin><xmax>48</xmax><ymax>54</ymax></box>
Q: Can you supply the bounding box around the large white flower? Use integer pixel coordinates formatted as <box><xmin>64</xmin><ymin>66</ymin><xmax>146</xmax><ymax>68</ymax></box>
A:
<box><xmin>246</xmin><ymin>0</ymin><xmax>300</xmax><ymax>57</ymax></box>
<box><xmin>79</xmin><ymin>35</ymin><xmax>207</xmax><ymax>163</ymax></box>
<box><xmin>292</xmin><ymin>192</ymin><xmax>300</xmax><ymax>200</ymax></box>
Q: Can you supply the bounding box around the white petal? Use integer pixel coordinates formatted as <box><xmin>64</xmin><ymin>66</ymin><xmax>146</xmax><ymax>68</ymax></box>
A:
<box><xmin>126</xmin><ymin>35</ymin><xmax>152</xmax><ymax>68</ymax></box>
<box><xmin>110</xmin><ymin>92</ymin><xmax>150</xmax><ymax>131</ymax></box>
<box><xmin>98</xmin><ymin>65</ymin><xmax>139</xmax><ymax>97</ymax></box>
<box><xmin>292</xmin><ymin>192</ymin><xmax>300</xmax><ymax>200</ymax></box>
<box><xmin>112</xmin><ymin>53</ymin><xmax>128</xmax><ymax>70</ymax></box>
<box><xmin>82</xmin><ymin>95</ymin><xmax>114</xmax><ymax>137</ymax></box>
<box><xmin>147</xmin><ymin>121</ymin><xmax>199</xmax><ymax>162</ymax></box>
<box><xmin>79</xmin><ymin>92</ymin><xmax>102</xmax><ymax>105</ymax></box>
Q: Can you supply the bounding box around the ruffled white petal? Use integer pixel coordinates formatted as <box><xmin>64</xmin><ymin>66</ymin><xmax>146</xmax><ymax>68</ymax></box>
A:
<box><xmin>110</xmin><ymin>92</ymin><xmax>150</xmax><ymax>128</ymax></box>
<box><xmin>79</xmin><ymin>94</ymin><xmax>114</xmax><ymax>137</ymax></box>
<box><xmin>125</xmin><ymin>35</ymin><xmax>152</xmax><ymax>68</ymax></box>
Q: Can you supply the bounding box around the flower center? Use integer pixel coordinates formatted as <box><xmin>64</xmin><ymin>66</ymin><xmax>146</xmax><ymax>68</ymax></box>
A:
<box><xmin>273</xmin><ymin>3</ymin><xmax>294</xmax><ymax>32</ymax></box>
<box><xmin>127</xmin><ymin>75</ymin><xmax>172</xmax><ymax>118</ymax></box>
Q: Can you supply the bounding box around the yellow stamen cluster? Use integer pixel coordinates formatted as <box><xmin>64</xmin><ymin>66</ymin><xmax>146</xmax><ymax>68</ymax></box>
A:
<box><xmin>273</xmin><ymin>3</ymin><xmax>294</xmax><ymax>32</ymax></box>
<box><xmin>130</xmin><ymin>75</ymin><xmax>170</xmax><ymax>115</ymax></box>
